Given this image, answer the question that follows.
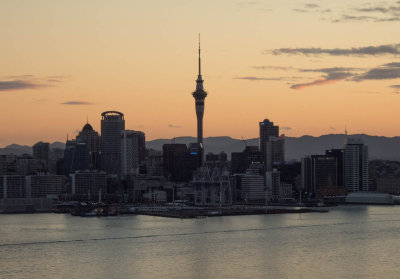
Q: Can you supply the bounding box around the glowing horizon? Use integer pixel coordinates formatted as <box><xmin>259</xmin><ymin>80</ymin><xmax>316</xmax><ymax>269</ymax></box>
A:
<box><xmin>1</xmin><ymin>0</ymin><xmax>400</xmax><ymax>147</ymax></box>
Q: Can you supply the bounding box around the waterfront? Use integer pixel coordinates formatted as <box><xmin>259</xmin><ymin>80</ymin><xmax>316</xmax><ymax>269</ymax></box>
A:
<box><xmin>1</xmin><ymin>205</ymin><xmax>400</xmax><ymax>279</ymax></box>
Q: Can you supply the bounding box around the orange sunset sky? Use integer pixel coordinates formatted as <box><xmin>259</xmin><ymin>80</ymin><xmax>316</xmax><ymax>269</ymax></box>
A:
<box><xmin>1</xmin><ymin>0</ymin><xmax>400</xmax><ymax>146</ymax></box>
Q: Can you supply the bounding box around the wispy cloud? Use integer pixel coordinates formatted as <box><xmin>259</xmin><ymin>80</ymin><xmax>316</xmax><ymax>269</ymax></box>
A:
<box><xmin>291</xmin><ymin>79</ymin><xmax>339</xmax><ymax>90</ymax></box>
<box><xmin>305</xmin><ymin>3</ymin><xmax>319</xmax><ymax>9</ymax></box>
<box><xmin>291</xmin><ymin>68</ymin><xmax>354</xmax><ymax>90</ymax></box>
<box><xmin>61</xmin><ymin>101</ymin><xmax>93</xmax><ymax>105</ymax></box>
<box><xmin>333</xmin><ymin>2</ymin><xmax>400</xmax><ymax>22</ymax></box>
<box><xmin>0</xmin><ymin>75</ymin><xmax>69</xmax><ymax>92</ymax></box>
<box><xmin>252</xmin><ymin>66</ymin><xmax>296</xmax><ymax>71</ymax></box>
<box><xmin>292</xmin><ymin>3</ymin><xmax>330</xmax><ymax>14</ymax></box>
<box><xmin>353</xmin><ymin>62</ymin><xmax>400</xmax><ymax>81</ymax></box>
<box><xmin>281</xmin><ymin>127</ymin><xmax>292</xmax><ymax>131</ymax></box>
<box><xmin>168</xmin><ymin>124</ymin><xmax>181</xmax><ymax>128</ymax></box>
<box><xmin>233</xmin><ymin>76</ymin><xmax>282</xmax><ymax>81</ymax></box>
<box><xmin>269</xmin><ymin>44</ymin><xmax>400</xmax><ymax>56</ymax></box>
<box><xmin>291</xmin><ymin>62</ymin><xmax>400</xmax><ymax>89</ymax></box>
<box><xmin>0</xmin><ymin>80</ymin><xmax>43</xmax><ymax>91</ymax></box>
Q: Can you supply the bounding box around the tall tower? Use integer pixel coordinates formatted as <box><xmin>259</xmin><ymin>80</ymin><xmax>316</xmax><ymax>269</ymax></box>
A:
<box><xmin>192</xmin><ymin>35</ymin><xmax>207</xmax><ymax>145</ymax></box>
<box><xmin>344</xmin><ymin>138</ymin><xmax>369</xmax><ymax>192</ymax></box>
<box><xmin>101</xmin><ymin>111</ymin><xmax>125</xmax><ymax>176</ymax></box>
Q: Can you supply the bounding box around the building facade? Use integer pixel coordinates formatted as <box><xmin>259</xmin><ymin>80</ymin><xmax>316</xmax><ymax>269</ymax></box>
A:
<box><xmin>344</xmin><ymin>138</ymin><xmax>369</xmax><ymax>192</ymax></box>
<box><xmin>101</xmin><ymin>111</ymin><xmax>125</xmax><ymax>175</ymax></box>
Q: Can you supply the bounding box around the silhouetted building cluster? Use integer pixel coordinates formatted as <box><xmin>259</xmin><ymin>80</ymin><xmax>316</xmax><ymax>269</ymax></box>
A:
<box><xmin>0</xmin><ymin>41</ymin><xmax>381</xmax><ymax>212</ymax></box>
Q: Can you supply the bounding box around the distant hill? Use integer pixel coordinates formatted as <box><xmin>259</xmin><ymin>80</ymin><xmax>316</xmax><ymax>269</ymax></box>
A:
<box><xmin>0</xmin><ymin>142</ymin><xmax>66</xmax><ymax>156</ymax></box>
<box><xmin>2</xmin><ymin>135</ymin><xmax>400</xmax><ymax>161</ymax></box>
<box><xmin>147</xmin><ymin>134</ymin><xmax>400</xmax><ymax>161</ymax></box>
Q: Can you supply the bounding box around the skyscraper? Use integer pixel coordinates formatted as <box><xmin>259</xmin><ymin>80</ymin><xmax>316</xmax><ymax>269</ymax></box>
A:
<box><xmin>344</xmin><ymin>138</ymin><xmax>369</xmax><ymax>192</ymax></box>
<box><xmin>259</xmin><ymin>119</ymin><xmax>284</xmax><ymax>171</ymax></box>
<box><xmin>192</xmin><ymin>36</ymin><xmax>207</xmax><ymax>146</ymax></box>
<box><xmin>77</xmin><ymin>122</ymin><xmax>101</xmax><ymax>170</ymax></box>
<box><xmin>121</xmin><ymin>130</ymin><xmax>145</xmax><ymax>176</ymax></box>
<box><xmin>101</xmin><ymin>111</ymin><xmax>125</xmax><ymax>175</ymax></box>
<box><xmin>259</xmin><ymin>119</ymin><xmax>279</xmax><ymax>155</ymax></box>
<box><xmin>32</xmin><ymin>141</ymin><xmax>50</xmax><ymax>172</ymax></box>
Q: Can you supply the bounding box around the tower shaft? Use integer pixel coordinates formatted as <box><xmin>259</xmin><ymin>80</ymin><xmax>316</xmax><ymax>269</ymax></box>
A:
<box><xmin>192</xmin><ymin>35</ymin><xmax>207</xmax><ymax>145</ymax></box>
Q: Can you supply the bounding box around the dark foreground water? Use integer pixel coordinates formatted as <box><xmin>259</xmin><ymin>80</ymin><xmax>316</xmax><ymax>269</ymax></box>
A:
<box><xmin>1</xmin><ymin>205</ymin><xmax>400</xmax><ymax>279</ymax></box>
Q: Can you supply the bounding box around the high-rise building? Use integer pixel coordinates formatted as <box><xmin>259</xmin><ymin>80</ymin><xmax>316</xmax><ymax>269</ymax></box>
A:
<box><xmin>234</xmin><ymin>168</ymin><xmax>265</xmax><ymax>203</ymax></box>
<box><xmin>163</xmin><ymin>144</ymin><xmax>196</xmax><ymax>182</ymax></box>
<box><xmin>259</xmin><ymin>119</ymin><xmax>283</xmax><ymax>171</ymax></box>
<box><xmin>28</xmin><ymin>175</ymin><xmax>66</xmax><ymax>198</ymax></box>
<box><xmin>265</xmin><ymin>136</ymin><xmax>285</xmax><ymax>171</ymax></box>
<box><xmin>231</xmin><ymin>146</ymin><xmax>263</xmax><ymax>174</ymax></box>
<box><xmin>121</xmin><ymin>130</ymin><xmax>145</xmax><ymax>176</ymax></box>
<box><xmin>77</xmin><ymin>122</ymin><xmax>101</xmax><ymax>170</ymax></box>
<box><xmin>70</xmin><ymin>170</ymin><xmax>107</xmax><ymax>199</ymax></box>
<box><xmin>344</xmin><ymin>138</ymin><xmax>369</xmax><ymax>192</ymax></box>
<box><xmin>266</xmin><ymin>168</ymin><xmax>280</xmax><ymax>200</ymax></box>
<box><xmin>192</xmin><ymin>37</ymin><xmax>207</xmax><ymax>165</ymax></box>
<box><xmin>33</xmin><ymin>142</ymin><xmax>50</xmax><ymax>171</ymax></box>
<box><xmin>301</xmin><ymin>149</ymin><xmax>346</xmax><ymax>198</ymax></box>
<box><xmin>101</xmin><ymin>111</ymin><xmax>125</xmax><ymax>175</ymax></box>
<box><xmin>63</xmin><ymin>140</ymin><xmax>89</xmax><ymax>175</ymax></box>
<box><xmin>0</xmin><ymin>155</ymin><xmax>17</xmax><ymax>175</ymax></box>
<box><xmin>0</xmin><ymin>175</ymin><xmax>26</xmax><ymax>199</ymax></box>
<box><xmin>259</xmin><ymin>119</ymin><xmax>279</xmax><ymax>155</ymax></box>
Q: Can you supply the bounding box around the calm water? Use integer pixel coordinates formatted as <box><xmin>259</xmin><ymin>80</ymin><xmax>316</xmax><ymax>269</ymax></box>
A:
<box><xmin>1</xmin><ymin>205</ymin><xmax>400</xmax><ymax>279</ymax></box>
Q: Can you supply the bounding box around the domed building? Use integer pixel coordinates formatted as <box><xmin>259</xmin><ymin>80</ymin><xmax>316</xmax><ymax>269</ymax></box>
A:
<box><xmin>77</xmin><ymin>122</ymin><xmax>101</xmax><ymax>170</ymax></box>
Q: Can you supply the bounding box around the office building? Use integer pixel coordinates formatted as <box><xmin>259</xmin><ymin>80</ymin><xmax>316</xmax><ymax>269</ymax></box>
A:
<box><xmin>265</xmin><ymin>136</ymin><xmax>285</xmax><ymax>171</ymax></box>
<box><xmin>266</xmin><ymin>169</ymin><xmax>280</xmax><ymax>200</ymax></box>
<box><xmin>344</xmin><ymin>138</ymin><xmax>369</xmax><ymax>192</ymax></box>
<box><xmin>64</xmin><ymin>140</ymin><xmax>89</xmax><ymax>175</ymax></box>
<box><xmin>0</xmin><ymin>175</ymin><xmax>26</xmax><ymax>199</ymax></box>
<box><xmin>70</xmin><ymin>170</ymin><xmax>107</xmax><ymax>198</ymax></box>
<box><xmin>101</xmin><ymin>111</ymin><xmax>125</xmax><ymax>175</ymax></box>
<box><xmin>301</xmin><ymin>150</ymin><xmax>347</xmax><ymax>198</ymax></box>
<box><xmin>259</xmin><ymin>119</ymin><xmax>279</xmax><ymax>155</ymax></box>
<box><xmin>77</xmin><ymin>122</ymin><xmax>101</xmax><ymax>170</ymax></box>
<box><xmin>121</xmin><ymin>130</ymin><xmax>145</xmax><ymax>176</ymax></box>
<box><xmin>32</xmin><ymin>142</ymin><xmax>50</xmax><ymax>171</ymax></box>
<box><xmin>28</xmin><ymin>175</ymin><xmax>66</xmax><ymax>198</ymax></box>
<box><xmin>231</xmin><ymin>146</ymin><xmax>263</xmax><ymax>174</ymax></box>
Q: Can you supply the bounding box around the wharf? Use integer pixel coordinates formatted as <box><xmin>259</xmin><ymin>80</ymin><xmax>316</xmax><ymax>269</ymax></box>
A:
<box><xmin>136</xmin><ymin>206</ymin><xmax>328</xmax><ymax>219</ymax></box>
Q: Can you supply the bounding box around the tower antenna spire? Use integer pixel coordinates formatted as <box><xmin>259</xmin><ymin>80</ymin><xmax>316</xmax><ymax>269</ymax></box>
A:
<box><xmin>198</xmin><ymin>33</ymin><xmax>201</xmax><ymax>76</ymax></box>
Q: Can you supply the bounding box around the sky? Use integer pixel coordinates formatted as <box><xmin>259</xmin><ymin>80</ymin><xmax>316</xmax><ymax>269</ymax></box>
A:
<box><xmin>1</xmin><ymin>0</ymin><xmax>400</xmax><ymax>146</ymax></box>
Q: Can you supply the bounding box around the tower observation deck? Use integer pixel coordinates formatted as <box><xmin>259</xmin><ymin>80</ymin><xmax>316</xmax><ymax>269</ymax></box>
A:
<box><xmin>192</xmin><ymin>35</ymin><xmax>207</xmax><ymax>145</ymax></box>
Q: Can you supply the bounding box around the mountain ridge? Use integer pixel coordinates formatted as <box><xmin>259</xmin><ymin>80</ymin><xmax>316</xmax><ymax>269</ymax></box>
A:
<box><xmin>1</xmin><ymin>135</ymin><xmax>399</xmax><ymax>161</ymax></box>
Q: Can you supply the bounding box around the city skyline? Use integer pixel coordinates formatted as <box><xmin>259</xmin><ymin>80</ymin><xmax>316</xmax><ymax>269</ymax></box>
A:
<box><xmin>1</xmin><ymin>0</ymin><xmax>400</xmax><ymax>146</ymax></box>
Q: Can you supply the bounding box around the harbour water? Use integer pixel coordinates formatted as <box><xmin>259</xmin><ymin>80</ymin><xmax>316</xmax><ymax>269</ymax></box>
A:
<box><xmin>1</xmin><ymin>205</ymin><xmax>400</xmax><ymax>279</ymax></box>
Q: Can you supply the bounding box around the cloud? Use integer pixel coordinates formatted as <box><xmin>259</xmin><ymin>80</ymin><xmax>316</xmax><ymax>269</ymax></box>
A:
<box><xmin>291</xmin><ymin>62</ymin><xmax>400</xmax><ymax>89</ymax></box>
<box><xmin>291</xmin><ymin>79</ymin><xmax>339</xmax><ymax>90</ymax></box>
<box><xmin>61</xmin><ymin>101</ymin><xmax>93</xmax><ymax>105</ymax></box>
<box><xmin>281</xmin><ymin>127</ymin><xmax>292</xmax><ymax>131</ymax></box>
<box><xmin>270</xmin><ymin>44</ymin><xmax>400</xmax><ymax>56</ymax></box>
<box><xmin>252</xmin><ymin>66</ymin><xmax>295</xmax><ymax>71</ymax></box>
<box><xmin>305</xmin><ymin>3</ymin><xmax>319</xmax><ymax>9</ymax></box>
<box><xmin>353</xmin><ymin>62</ymin><xmax>400</xmax><ymax>81</ymax></box>
<box><xmin>0</xmin><ymin>75</ymin><xmax>69</xmax><ymax>92</ymax></box>
<box><xmin>168</xmin><ymin>124</ymin><xmax>181</xmax><ymax>128</ymax></box>
<box><xmin>390</xmin><ymin>84</ymin><xmax>400</xmax><ymax>88</ymax></box>
<box><xmin>291</xmin><ymin>68</ymin><xmax>354</xmax><ymax>90</ymax></box>
<box><xmin>233</xmin><ymin>76</ymin><xmax>282</xmax><ymax>81</ymax></box>
<box><xmin>329</xmin><ymin>126</ymin><xmax>336</xmax><ymax>130</ymax></box>
<box><xmin>0</xmin><ymin>80</ymin><xmax>43</xmax><ymax>91</ymax></box>
<box><xmin>333</xmin><ymin>2</ymin><xmax>400</xmax><ymax>22</ymax></box>
<box><xmin>300</xmin><ymin>67</ymin><xmax>360</xmax><ymax>73</ymax></box>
